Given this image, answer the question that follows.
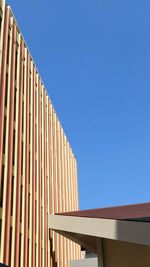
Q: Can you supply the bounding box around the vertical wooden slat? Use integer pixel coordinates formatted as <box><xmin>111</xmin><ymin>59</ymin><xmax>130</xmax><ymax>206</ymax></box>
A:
<box><xmin>31</xmin><ymin>66</ymin><xmax>36</xmax><ymax>267</ymax></box>
<box><xmin>72</xmin><ymin>158</ymin><xmax>76</xmax><ymax>258</ymax></box>
<box><xmin>73</xmin><ymin>157</ymin><xmax>79</xmax><ymax>259</ymax></box>
<box><xmin>20</xmin><ymin>45</ymin><xmax>27</xmax><ymax>267</ymax></box>
<box><xmin>0</xmin><ymin>11</ymin><xmax>12</xmax><ymax>263</ymax></box>
<box><xmin>49</xmin><ymin>103</ymin><xmax>54</xmax><ymax>267</ymax></box>
<box><xmin>53</xmin><ymin>112</ymin><xmax>58</xmax><ymax>266</ymax></box>
<box><xmin>35</xmin><ymin>71</ymin><xmax>39</xmax><ymax>267</ymax></box>
<box><xmin>67</xmin><ymin>141</ymin><xmax>72</xmax><ymax>262</ymax></box>
<box><xmin>75</xmin><ymin>159</ymin><xmax>81</xmax><ymax>259</ymax></box>
<box><xmin>38</xmin><ymin>78</ymin><xmax>42</xmax><ymax>267</ymax></box>
<box><xmin>74</xmin><ymin>158</ymin><xmax>80</xmax><ymax>259</ymax></box>
<box><xmin>64</xmin><ymin>136</ymin><xmax>70</xmax><ymax>267</ymax></box>
<box><xmin>14</xmin><ymin>36</ymin><xmax>23</xmax><ymax>267</ymax></box>
<box><xmin>43</xmin><ymin>90</ymin><xmax>48</xmax><ymax>267</ymax></box>
<box><xmin>57</xmin><ymin>120</ymin><xmax>62</xmax><ymax>267</ymax></box>
<box><xmin>0</xmin><ymin>6</ymin><xmax>9</xmax><ymax>203</ymax></box>
<box><xmin>46</xmin><ymin>96</ymin><xmax>50</xmax><ymax>267</ymax></box>
<box><xmin>70</xmin><ymin>150</ymin><xmax>74</xmax><ymax>260</ymax></box>
<box><xmin>0</xmin><ymin>0</ymin><xmax>6</xmax><ymax>79</ymax></box>
<box><xmin>59</xmin><ymin>125</ymin><xmax>64</xmax><ymax>267</ymax></box>
<box><xmin>28</xmin><ymin>61</ymin><xmax>33</xmax><ymax>267</ymax></box>
<box><xmin>61</xmin><ymin>129</ymin><xmax>67</xmax><ymax>267</ymax></box>
<box><xmin>51</xmin><ymin>107</ymin><xmax>55</xmax><ymax>263</ymax></box>
<box><xmin>3</xmin><ymin>20</ymin><xmax>16</xmax><ymax>266</ymax></box>
<box><xmin>24</xmin><ymin>52</ymin><xmax>30</xmax><ymax>267</ymax></box>
<box><xmin>41</xmin><ymin>85</ymin><xmax>44</xmax><ymax>267</ymax></box>
<box><xmin>12</xmin><ymin>31</ymin><xmax>21</xmax><ymax>267</ymax></box>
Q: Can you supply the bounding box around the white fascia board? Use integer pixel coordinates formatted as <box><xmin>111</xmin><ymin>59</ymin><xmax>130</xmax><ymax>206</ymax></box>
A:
<box><xmin>49</xmin><ymin>215</ymin><xmax>150</xmax><ymax>246</ymax></box>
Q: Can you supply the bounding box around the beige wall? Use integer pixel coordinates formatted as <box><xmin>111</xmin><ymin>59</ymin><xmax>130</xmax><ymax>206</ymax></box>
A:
<box><xmin>102</xmin><ymin>239</ymin><xmax>150</xmax><ymax>267</ymax></box>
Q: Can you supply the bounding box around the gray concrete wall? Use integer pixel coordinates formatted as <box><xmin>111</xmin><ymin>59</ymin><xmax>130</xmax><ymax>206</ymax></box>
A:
<box><xmin>70</xmin><ymin>257</ymin><xmax>98</xmax><ymax>267</ymax></box>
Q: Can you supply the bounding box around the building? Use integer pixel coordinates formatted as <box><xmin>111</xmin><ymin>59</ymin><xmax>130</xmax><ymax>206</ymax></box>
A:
<box><xmin>1</xmin><ymin>2</ymin><xmax>150</xmax><ymax>267</ymax></box>
<box><xmin>49</xmin><ymin>202</ymin><xmax>150</xmax><ymax>267</ymax></box>
<box><xmin>0</xmin><ymin>1</ymin><xmax>80</xmax><ymax>266</ymax></box>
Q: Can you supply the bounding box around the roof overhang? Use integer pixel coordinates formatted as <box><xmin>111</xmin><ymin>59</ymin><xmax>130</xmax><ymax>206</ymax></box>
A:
<box><xmin>49</xmin><ymin>214</ymin><xmax>150</xmax><ymax>253</ymax></box>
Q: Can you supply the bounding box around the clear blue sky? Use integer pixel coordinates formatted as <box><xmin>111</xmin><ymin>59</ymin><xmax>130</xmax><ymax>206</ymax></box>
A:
<box><xmin>8</xmin><ymin>0</ymin><xmax>150</xmax><ymax>210</ymax></box>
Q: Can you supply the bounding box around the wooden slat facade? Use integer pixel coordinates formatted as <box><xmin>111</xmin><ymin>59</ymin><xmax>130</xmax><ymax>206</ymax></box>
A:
<box><xmin>0</xmin><ymin>1</ymin><xmax>80</xmax><ymax>266</ymax></box>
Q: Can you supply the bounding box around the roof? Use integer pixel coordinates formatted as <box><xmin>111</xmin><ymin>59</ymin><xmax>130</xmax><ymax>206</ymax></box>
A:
<box><xmin>49</xmin><ymin>203</ymin><xmax>150</xmax><ymax>252</ymax></box>
<box><xmin>57</xmin><ymin>202</ymin><xmax>150</xmax><ymax>222</ymax></box>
